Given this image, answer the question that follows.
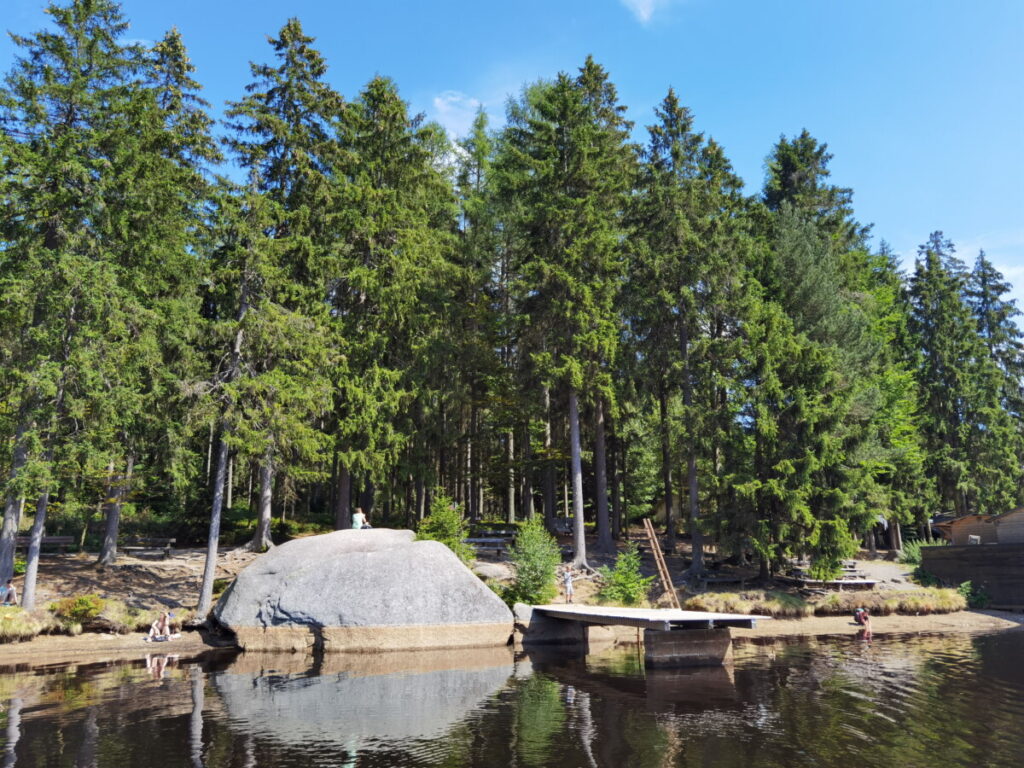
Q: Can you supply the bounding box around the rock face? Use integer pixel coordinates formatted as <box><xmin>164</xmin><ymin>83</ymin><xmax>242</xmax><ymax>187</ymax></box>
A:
<box><xmin>213</xmin><ymin>529</ymin><xmax>514</xmax><ymax>652</ymax></box>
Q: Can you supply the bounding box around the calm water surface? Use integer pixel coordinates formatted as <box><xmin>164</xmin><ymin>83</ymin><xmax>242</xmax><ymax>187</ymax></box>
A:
<box><xmin>2</xmin><ymin>630</ymin><xmax>1023</xmax><ymax>767</ymax></box>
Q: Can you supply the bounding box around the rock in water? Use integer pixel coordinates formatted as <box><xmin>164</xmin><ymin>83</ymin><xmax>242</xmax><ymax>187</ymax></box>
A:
<box><xmin>213</xmin><ymin>529</ymin><xmax>513</xmax><ymax>652</ymax></box>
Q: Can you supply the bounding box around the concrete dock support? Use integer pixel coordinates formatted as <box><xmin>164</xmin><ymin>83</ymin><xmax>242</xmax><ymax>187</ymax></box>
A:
<box><xmin>643</xmin><ymin>628</ymin><xmax>733</xmax><ymax>668</ymax></box>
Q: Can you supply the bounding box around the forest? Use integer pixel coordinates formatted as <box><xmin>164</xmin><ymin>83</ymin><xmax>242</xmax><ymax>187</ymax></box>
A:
<box><xmin>3</xmin><ymin>1</ymin><xmax>1023</xmax><ymax>614</ymax></box>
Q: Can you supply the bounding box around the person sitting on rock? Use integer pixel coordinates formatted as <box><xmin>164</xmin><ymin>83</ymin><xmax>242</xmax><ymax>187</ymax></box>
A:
<box><xmin>351</xmin><ymin>507</ymin><xmax>368</xmax><ymax>530</ymax></box>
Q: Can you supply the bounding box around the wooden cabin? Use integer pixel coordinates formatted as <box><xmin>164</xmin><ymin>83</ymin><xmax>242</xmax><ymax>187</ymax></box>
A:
<box><xmin>994</xmin><ymin>508</ymin><xmax>1024</xmax><ymax>544</ymax></box>
<box><xmin>934</xmin><ymin>514</ymin><xmax>998</xmax><ymax>545</ymax></box>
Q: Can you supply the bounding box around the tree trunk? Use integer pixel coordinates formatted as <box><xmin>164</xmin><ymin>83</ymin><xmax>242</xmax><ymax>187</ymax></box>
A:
<box><xmin>0</xmin><ymin>419</ymin><xmax>31</xmax><ymax>583</ymax></box>
<box><xmin>98</xmin><ymin>453</ymin><xmax>135</xmax><ymax>566</ymax></box>
<box><xmin>359</xmin><ymin>481</ymin><xmax>375</xmax><ymax>518</ymax></box>
<box><xmin>681</xmin><ymin>323</ymin><xmax>702</xmax><ymax>574</ymax></box>
<box><xmin>594</xmin><ymin>398</ymin><xmax>613</xmax><ymax>553</ymax></box>
<box><xmin>890</xmin><ymin>519</ymin><xmax>903</xmax><ymax>551</ymax></box>
<box><xmin>248</xmin><ymin>452</ymin><xmax>274</xmax><ymax>551</ymax></box>
<box><xmin>522</xmin><ymin>427</ymin><xmax>534</xmax><ymax>520</ymax></box>
<box><xmin>226</xmin><ymin>454</ymin><xmax>234</xmax><ymax>510</ymax></box>
<box><xmin>506</xmin><ymin>431</ymin><xmax>515</xmax><ymax>524</ymax></box>
<box><xmin>543</xmin><ymin>386</ymin><xmax>557</xmax><ymax>533</ymax></box>
<box><xmin>658</xmin><ymin>383</ymin><xmax>675</xmax><ymax>550</ymax></box>
<box><xmin>196</xmin><ymin>435</ymin><xmax>229</xmax><ymax>618</ymax></box>
<box><xmin>334</xmin><ymin>462</ymin><xmax>351</xmax><ymax>530</ymax></box>
<box><xmin>569</xmin><ymin>389</ymin><xmax>588</xmax><ymax>568</ymax></box>
<box><xmin>415</xmin><ymin>475</ymin><xmax>425</xmax><ymax>521</ymax></box>
<box><xmin>198</xmin><ymin>274</ymin><xmax>249</xmax><ymax>619</ymax></box>
<box><xmin>609</xmin><ymin>418</ymin><xmax>621</xmax><ymax>540</ymax></box>
<box><xmin>21</xmin><ymin>487</ymin><xmax>51</xmax><ymax>611</ymax></box>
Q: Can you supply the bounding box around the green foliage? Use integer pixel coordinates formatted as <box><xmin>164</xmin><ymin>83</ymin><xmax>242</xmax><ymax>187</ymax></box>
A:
<box><xmin>13</xmin><ymin>558</ymin><xmax>26</xmax><ymax>576</ymax></box>
<box><xmin>807</xmin><ymin>519</ymin><xmax>859</xmax><ymax>581</ymax></box>
<box><xmin>416</xmin><ymin>492</ymin><xmax>474</xmax><ymax>565</ymax></box>
<box><xmin>503</xmin><ymin>518</ymin><xmax>561</xmax><ymax>606</ymax></box>
<box><xmin>50</xmin><ymin>594</ymin><xmax>106</xmax><ymax>623</ymax></box>
<box><xmin>597</xmin><ymin>543</ymin><xmax>654</xmax><ymax>606</ymax></box>
<box><xmin>899</xmin><ymin>538</ymin><xmax>948</xmax><ymax>566</ymax></box>
<box><xmin>957</xmin><ymin>580</ymin><xmax>991</xmax><ymax>609</ymax></box>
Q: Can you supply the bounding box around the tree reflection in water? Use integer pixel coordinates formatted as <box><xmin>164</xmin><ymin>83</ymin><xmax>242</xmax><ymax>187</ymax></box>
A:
<box><xmin>0</xmin><ymin>633</ymin><xmax>1023</xmax><ymax>767</ymax></box>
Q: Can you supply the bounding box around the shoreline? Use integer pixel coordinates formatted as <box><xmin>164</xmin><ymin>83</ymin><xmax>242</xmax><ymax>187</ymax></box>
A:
<box><xmin>2</xmin><ymin>608</ymin><xmax>1022</xmax><ymax>669</ymax></box>
<box><xmin>730</xmin><ymin>608</ymin><xmax>1024</xmax><ymax>642</ymax></box>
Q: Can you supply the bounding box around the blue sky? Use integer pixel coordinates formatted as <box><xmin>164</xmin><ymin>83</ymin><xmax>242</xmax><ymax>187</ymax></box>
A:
<box><xmin>4</xmin><ymin>0</ymin><xmax>1023</xmax><ymax>300</ymax></box>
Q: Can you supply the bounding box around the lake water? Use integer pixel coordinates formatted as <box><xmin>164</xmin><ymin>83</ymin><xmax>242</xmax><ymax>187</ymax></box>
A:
<box><xmin>2</xmin><ymin>630</ymin><xmax>1023</xmax><ymax>767</ymax></box>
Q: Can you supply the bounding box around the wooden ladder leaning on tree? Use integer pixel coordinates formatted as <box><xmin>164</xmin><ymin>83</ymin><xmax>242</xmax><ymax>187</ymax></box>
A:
<box><xmin>643</xmin><ymin>517</ymin><xmax>681</xmax><ymax>610</ymax></box>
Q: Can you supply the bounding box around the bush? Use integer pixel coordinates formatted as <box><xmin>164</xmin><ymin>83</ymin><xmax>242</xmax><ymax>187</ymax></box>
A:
<box><xmin>416</xmin><ymin>491</ymin><xmax>475</xmax><ymax>565</ymax></box>
<box><xmin>13</xmin><ymin>557</ymin><xmax>26</xmax><ymax>576</ymax></box>
<box><xmin>597</xmin><ymin>544</ymin><xmax>654</xmax><ymax>606</ymax></box>
<box><xmin>807</xmin><ymin>519</ymin><xmax>859</xmax><ymax>581</ymax></box>
<box><xmin>958</xmin><ymin>580</ymin><xmax>991</xmax><ymax>609</ymax></box>
<box><xmin>899</xmin><ymin>538</ymin><xmax>948</xmax><ymax>566</ymax></box>
<box><xmin>502</xmin><ymin>518</ymin><xmax>561</xmax><ymax>606</ymax></box>
<box><xmin>50</xmin><ymin>594</ymin><xmax>106</xmax><ymax>623</ymax></box>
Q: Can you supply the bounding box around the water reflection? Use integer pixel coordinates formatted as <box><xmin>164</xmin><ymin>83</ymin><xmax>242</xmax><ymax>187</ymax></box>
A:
<box><xmin>1</xmin><ymin>632</ymin><xmax>1023</xmax><ymax>767</ymax></box>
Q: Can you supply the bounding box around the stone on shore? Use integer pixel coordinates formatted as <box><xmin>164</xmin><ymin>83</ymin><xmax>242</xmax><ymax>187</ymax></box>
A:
<box><xmin>213</xmin><ymin>529</ymin><xmax>514</xmax><ymax>652</ymax></box>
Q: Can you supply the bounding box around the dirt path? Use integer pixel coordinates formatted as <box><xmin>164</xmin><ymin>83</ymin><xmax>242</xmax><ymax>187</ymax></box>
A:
<box><xmin>19</xmin><ymin>548</ymin><xmax>260</xmax><ymax>611</ymax></box>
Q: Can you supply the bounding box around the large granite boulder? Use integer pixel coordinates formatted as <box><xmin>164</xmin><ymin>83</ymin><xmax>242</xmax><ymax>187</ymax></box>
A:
<box><xmin>213</xmin><ymin>528</ymin><xmax>514</xmax><ymax>652</ymax></box>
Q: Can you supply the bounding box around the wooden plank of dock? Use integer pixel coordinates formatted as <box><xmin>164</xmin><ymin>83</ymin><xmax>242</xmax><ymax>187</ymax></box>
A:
<box><xmin>532</xmin><ymin>604</ymin><xmax>770</xmax><ymax>631</ymax></box>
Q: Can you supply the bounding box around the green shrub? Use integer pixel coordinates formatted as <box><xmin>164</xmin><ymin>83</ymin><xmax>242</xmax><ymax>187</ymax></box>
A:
<box><xmin>13</xmin><ymin>557</ymin><xmax>26</xmax><ymax>576</ymax></box>
<box><xmin>807</xmin><ymin>519</ymin><xmax>859</xmax><ymax>581</ymax></box>
<box><xmin>50</xmin><ymin>594</ymin><xmax>106</xmax><ymax>623</ymax></box>
<box><xmin>899</xmin><ymin>539</ymin><xmax>924</xmax><ymax>565</ymax></box>
<box><xmin>416</xmin><ymin>491</ymin><xmax>475</xmax><ymax>565</ymax></box>
<box><xmin>502</xmin><ymin>518</ymin><xmax>561</xmax><ymax>606</ymax></box>
<box><xmin>597</xmin><ymin>544</ymin><xmax>654</xmax><ymax>606</ymax></box>
<box><xmin>900</xmin><ymin>538</ymin><xmax>948</xmax><ymax>566</ymax></box>
<box><xmin>957</xmin><ymin>580</ymin><xmax>991</xmax><ymax>609</ymax></box>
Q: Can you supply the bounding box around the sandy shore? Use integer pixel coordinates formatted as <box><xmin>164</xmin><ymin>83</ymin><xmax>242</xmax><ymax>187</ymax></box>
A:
<box><xmin>0</xmin><ymin>629</ymin><xmax>236</xmax><ymax>668</ymax></box>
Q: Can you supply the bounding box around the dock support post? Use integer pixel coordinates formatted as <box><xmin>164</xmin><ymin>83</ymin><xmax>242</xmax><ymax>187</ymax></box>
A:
<box><xmin>643</xmin><ymin>628</ymin><xmax>733</xmax><ymax>668</ymax></box>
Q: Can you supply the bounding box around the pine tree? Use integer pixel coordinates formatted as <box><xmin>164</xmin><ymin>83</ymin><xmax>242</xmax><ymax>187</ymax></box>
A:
<box><xmin>197</xmin><ymin>18</ymin><xmax>342</xmax><ymax>615</ymax></box>
<box><xmin>497</xmin><ymin>58</ymin><xmax>634</xmax><ymax>564</ymax></box>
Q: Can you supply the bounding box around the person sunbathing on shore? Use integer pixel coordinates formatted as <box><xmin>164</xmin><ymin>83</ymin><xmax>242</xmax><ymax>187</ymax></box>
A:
<box><xmin>146</xmin><ymin>611</ymin><xmax>179</xmax><ymax>642</ymax></box>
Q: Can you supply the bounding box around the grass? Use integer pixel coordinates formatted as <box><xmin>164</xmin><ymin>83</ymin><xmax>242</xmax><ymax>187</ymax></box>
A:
<box><xmin>683</xmin><ymin>590</ymin><xmax>814</xmax><ymax>618</ymax></box>
<box><xmin>0</xmin><ymin>606</ymin><xmax>46</xmax><ymax>642</ymax></box>
<box><xmin>683</xmin><ymin>586</ymin><xmax>968</xmax><ymax>619</ymax></box>
<box><xmin>814</xmin><ymin>588</ymin><xmax>966</xmax><ymax>616</ymax></box>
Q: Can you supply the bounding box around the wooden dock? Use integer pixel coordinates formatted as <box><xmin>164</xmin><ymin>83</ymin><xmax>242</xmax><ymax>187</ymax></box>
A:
<box><xmin>532</xmin><ymin>604</ymin><xmax>769</xmax><ymax>631</ymax></box>
<box><xmin>528</xmin><ymin>605</ymin><xmax>771</xmax><ymax>668</ymax></box>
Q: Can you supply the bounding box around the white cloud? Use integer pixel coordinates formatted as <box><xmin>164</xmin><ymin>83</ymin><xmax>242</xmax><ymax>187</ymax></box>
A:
<box><xmin>619</xmin><ymin>0</ymin><xmax>675</xmax><ymax>24</ymax></box>
<box><xmin>431</xmin><ymin>90</ymin><xmax>482</xmax><ymax>139</ymax></box>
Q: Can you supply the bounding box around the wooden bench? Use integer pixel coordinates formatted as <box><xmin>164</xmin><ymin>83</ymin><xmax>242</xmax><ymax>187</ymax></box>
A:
<box><xmin>121</xmin><ymin>538</ymin><xmax>176</xmax><ymax>559</ymax></box>
<box><xmin>464</xmin><ymin>537</ymin><xmax>510</xmax><ymax>557</ymax></box>
<box><xmin>699</xmin><ymin>574</ymin><xmax>751</xmax><ymax>589</ymax></box>
<box><xmin>14</xmin><ymin>535</ymin><xmax>75</xmax><ymax>553</ymax></box>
